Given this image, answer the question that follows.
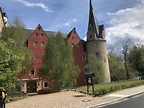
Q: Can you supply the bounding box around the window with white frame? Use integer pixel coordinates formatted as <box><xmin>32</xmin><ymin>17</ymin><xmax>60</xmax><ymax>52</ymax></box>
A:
<box><xmin>32</xmin><ymin>53</ymin><xmax>35</xmax><ymax>60</ymax></box>
<box><xmin>41</xmin><ymin>42</ymin><xmax>45</xmax><ymax>46</ymax></box>
<box><xmin>43</xmin><ymin>81</ymin><xmax>49</xmax><ymax>88</ymax></box>
<box><xmin>30</xmin><ymin>68</ymin><xmax>35</xmax><ymax>76</ymax></box>
<box><xmin>34</xmin><ymin>42</ymin><xmax>38</xmax><ymax>46</ymax></box>
<box><xmin>40</xmin><ymin>33</ymin><xmax>44</xmax><ymax>37</ymax></box>
<box><xmin>35</xmin><ymin>33</ymin><xmax>38</xmax><ymax>36</ymax></box>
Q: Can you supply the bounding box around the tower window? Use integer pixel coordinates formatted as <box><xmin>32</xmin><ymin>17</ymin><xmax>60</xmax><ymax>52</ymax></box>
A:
<box><xmin>94</xmin><ymin>43</ymin><xmax>98</xmax><ymax>47</ymax></box>
<box><xmin>72</xmin><ymin>36</ymin><xmax>74</xmax><ymax>39</ymax></box>
<box><xmin>32</xmin><ymin>53</ymin><xmax>35</xmax><ymax>60</ymax></box>
<box><xmin>90</xmin><ymin>35</ymin><xmax>92</xmax><ymax>38</ymax></box>
<box><xmin>96</xmin><ymin>52</ymin><xmax>99</xmax><ymax>58</ymax></box>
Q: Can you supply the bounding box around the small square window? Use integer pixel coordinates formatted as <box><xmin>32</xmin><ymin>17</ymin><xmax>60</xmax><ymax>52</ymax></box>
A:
<box><xmin>30</xmin><ymin>68</ymin><xmax>35</xmax><ymax>76</ymax></box>
<box><xmin>34</xmin><ymin>42</ymin><xmax>38</xmax><ymax>46</ymax></box>
<box><xmin>44</xmin><ymin>81</ymin><xmax>49</xmax><ymax>88</ymax></box>
<box><xmin>90</xmin><ymin>35</ymin><xmax>92</xmax><ymax>38</ymax></box>
<box><xmin>41</xmin><ymin>42</ymin><xmax>45</xmax><ymax>46</ymax></box>
<box><xmin>41</xmin><ymin>33</ymin><xmax>44</xmax><ymax>37</ymax></box>
<box><xmin>76</xmin><ymin>45</ymin><xmax>79</xmax><ymax>47</ymax></box>
<box><xmin>35</xmin><ymin>33</ymin><xmax>38</xmax><ymax>36</ymax></box>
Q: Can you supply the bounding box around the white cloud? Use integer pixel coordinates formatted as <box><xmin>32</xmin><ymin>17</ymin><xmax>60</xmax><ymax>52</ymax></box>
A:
<box><xmin>105</xmin><ymin>0</ymin><xmax>144</xmax><ymax>50</ymax></box>
<box><xmin>56</xmin><ymin>19</ymin><xmax>78</xmax><ymax>28</ymax></box>
<box><xmin>14</xmin><ymin>0</ymin><xmax>54</xmax><ymax>12</ymax></box>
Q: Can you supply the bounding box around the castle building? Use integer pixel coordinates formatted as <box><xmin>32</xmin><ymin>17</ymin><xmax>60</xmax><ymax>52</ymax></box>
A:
<box><xmin>0</xmin><ymin>0</ymin><xmax>110</xmax><ymax>93</ymax></box>
<box><xmin>86</xmin><ymin>0</ymin><xmax>110</xmax><ymax>82</ymax></box>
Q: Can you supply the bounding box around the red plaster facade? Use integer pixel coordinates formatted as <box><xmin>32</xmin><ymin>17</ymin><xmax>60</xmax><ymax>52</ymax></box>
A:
<box><xmin>19</xmin><ymin>25</ymin><xmax>87</xmax><ymax>93</ymax></box>
<box><xmin>67</xmin><ymin>28</ymin><xmax>87</xmax><ymax>86</ymax></box>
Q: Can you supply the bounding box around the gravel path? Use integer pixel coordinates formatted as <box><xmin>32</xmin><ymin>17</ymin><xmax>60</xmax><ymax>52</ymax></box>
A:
<box><xmin>6</xmin><ymin>91</ymin><xmax>118</xmax><ymax>108</ymax></box>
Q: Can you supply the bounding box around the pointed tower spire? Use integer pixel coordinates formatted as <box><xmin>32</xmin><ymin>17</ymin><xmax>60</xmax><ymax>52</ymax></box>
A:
<box><xmin>88</xmin><ymin>0</ymin><xmax>99</xmax><ymax>37</ymax></box>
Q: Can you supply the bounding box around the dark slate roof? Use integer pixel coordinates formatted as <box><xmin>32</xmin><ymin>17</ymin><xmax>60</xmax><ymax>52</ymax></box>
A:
<box><xmin>25</xmin><ymin>28</ymin><xmax>57</xmax><ymax>37</ymax></box>
<box><xmin>88</xmin><ymin>0</ymin><xmax>99</xmax><ymax>37</ymax></box>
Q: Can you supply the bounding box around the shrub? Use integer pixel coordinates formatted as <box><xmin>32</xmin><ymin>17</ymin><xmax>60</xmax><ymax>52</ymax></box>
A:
<box><xmin>77</xmin><ymin>80</ymin><xmax>144</xmax><ymax>96</ymax></box>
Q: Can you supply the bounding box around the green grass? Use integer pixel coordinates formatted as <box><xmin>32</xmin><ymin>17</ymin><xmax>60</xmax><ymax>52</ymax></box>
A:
<box><xmin>77</xmin><ymin>80</ymin><xmax>144</xmax><ymax>96</ymax></box>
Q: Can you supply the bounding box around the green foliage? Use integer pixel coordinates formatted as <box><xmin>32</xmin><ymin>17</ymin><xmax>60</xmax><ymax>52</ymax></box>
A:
<box><xmin>0</xmin><ymin>18</ymin><xmax>32</xmax><ymax>92</ymax></box>
<box><xmin>128</xmin><ymin>44</ymin><xmax>144</xmax><ymax>76</ymax></box>
<box><xmin>77</xmin><ymin>80</ymin><xmax>144</xmax><ymax>96</ymax></box>
<box><xmin>39</xmin><ymin>32</ymin><xmax>79</xmax><ymax>88</ymax></box>
<box><xmin>108</xmin><ymin>53</ymin><xmax>126</xmax><ymax>81</ymax></box>
<box><xmin>1</xmin><ymin>18</ymin><xmax>32</xmax><ymax>73</ymax></box>
<box><xmin>88</xmin><ymin>54</ymin><xmax>104</xmax><ymax>84</ymax></box>
<box><xmin>0</xmin><ymin>38</ymin><xmax>24</xmax><ymax>91</ymax></box>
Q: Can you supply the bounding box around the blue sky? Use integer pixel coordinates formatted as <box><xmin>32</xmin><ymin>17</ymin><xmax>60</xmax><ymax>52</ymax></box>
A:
<box><xmin>1</xmin><ymin>0</ymin><xmax>144</xmax><ymax>52</ymax></box>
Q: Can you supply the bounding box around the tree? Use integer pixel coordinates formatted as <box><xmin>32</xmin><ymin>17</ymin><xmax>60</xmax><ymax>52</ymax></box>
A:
<box><xmin>39</xmin><ymin>32</ymin><xmax>79</xmax><ymax>88</ymax></box>
<box><xmin>87</xmin><ymin>54</ymin><xmax>104</xmax><ymax>84</ymax></box>
<box><xmin>108</xmin><ymin>52</ymin><xmax>126</xmax><ymax>81</ymax></box>
<box><xmin>1</xmin><ymin>17</ymin><xmax>32</xmax><ymax>74</ymax></box>
<box><xmin>121</xmin><ymin>37</ymin><xmax>134</xmax><ymax>80</ymax></box>
<box><xmin>0</xmin><ymin>18</ymin><xmax>32</xmax><ymax>91</ymax></box>
<box><xmin>0</xmin><ymin>38</ymin><xmax>24</xmax><ymax>91</ymax></box>
<box><xmin>128</xmin><ymin>44</ymin><xmax>144</xmax><ymax>76</ymax></box>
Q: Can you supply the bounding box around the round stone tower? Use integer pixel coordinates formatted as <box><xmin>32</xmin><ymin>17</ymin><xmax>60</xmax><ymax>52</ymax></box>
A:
<box><xmin>86</xmin><ymin>0</ymin><xmax>110</xmax><ymax>82</ymax></box>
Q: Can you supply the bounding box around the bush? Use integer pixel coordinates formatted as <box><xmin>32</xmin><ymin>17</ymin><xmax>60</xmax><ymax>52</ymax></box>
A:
<box><xmin>77</xmin><ymin>80</ymin><xmax>144</xmax><ymax>96</ymax></box>
<box><xmin>37</xmin><ymin>89</ymin><xmax>60</xmax><ymax>94</ymax></box>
